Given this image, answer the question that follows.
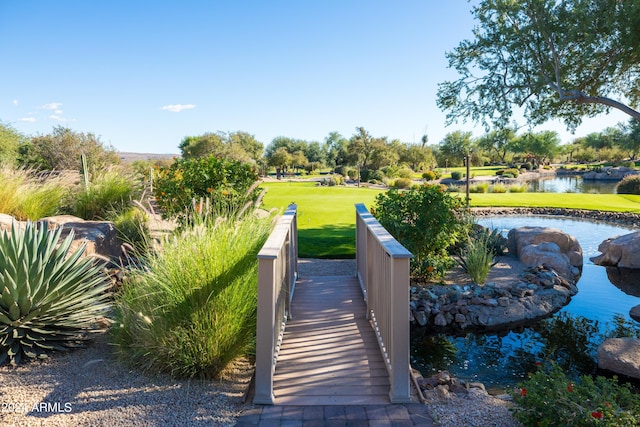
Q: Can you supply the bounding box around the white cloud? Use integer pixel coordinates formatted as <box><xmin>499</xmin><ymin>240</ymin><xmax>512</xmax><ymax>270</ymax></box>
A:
<box><xmin>161</xmin><ymin>104</ymin><xmax>196</xmax><ymax>112</ymax></box>
<box><xmin>19</xmin><ymin>117</ymin><xmax>36</xmax><ymax>123</ymax></box>
<box><xmin>12</xmin><ymin>99</ymin><xmax>18</xmax><ymax>105</ymax></box>
<box><xmin>41</xmin><ymin>102</ymin><xmax>63</xmax><ymax>110</ymax></box>
<box><xmin>54</xmin><ymin>109</ymin><xmax>63</xmax><ymax>114</ymax></box>
<box><xmin>49</xmin><ymin>115</ymin><xmax>74</xmax><ymax>123</ymax></box>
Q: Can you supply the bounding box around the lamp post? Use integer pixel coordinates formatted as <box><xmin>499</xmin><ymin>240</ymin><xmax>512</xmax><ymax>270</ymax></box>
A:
<box><xmin>465</xmin><ymin>151</ymin><xmax>471</xmax><ymax>209</ymax></box>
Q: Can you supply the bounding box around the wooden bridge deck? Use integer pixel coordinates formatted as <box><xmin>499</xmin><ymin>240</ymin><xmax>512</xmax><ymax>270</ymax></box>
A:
<box><xmin>272</xmin><ymin>275</ymin><xmax>390</xmax><ymax>405</ymax></box>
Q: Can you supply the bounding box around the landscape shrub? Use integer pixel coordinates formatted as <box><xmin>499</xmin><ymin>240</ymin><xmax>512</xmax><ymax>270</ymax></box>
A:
<box><xmin>511</xmin><ymin>362</ymin><xmax>640</xmax><ymax>426</ymax></box>
<box><xmin>0</xmin><ymin>222</ymin><xmax>111</xmax><ymax>365</ymax></box>
<box><xmin>0</xmin><ymin>166</ymin><xmax>70</xmax><ymax>220</ymax></box>
<box><xmin>111</xmin><ymin>214</ymin><xmax>272</xmax><ymax>379</ymax></box>
<box><xmin>111</xmin><ymin>205</ymin><xmax>150</xmax><ymax>257</ymax></box>
<box><xmin>521</xmin><ymin>162</ymin><xmax>532</xmax><ymax>170</ymax></box>
<box><xmin>153</xmin><ymin>155</ymin><xmax>260</xmax><ymax>221</ymax></box>
<box><xmin>446</xmin><ymin>184</ymin><xmax>460</xmax><ymax>192</ymax></box>
<box><xmin>422</xmin><ymin>171</ymin><xmax>436</xmax><ymax>181</ymax></box>
<box><xmin>18</xmin><ymin>125</ymin><xmax>119</xmax><ymax>172</ymax></box>
<box><xmin>397</xmin><ymin>167</ymin><xmax>414</xmax><ymax>179</ymax></box>
<box><xmin>489</xmin><ymin>183</ymin><xmax>507</xmax><ymax>193</ymax></box>
<box><xmin>69</xmin><ymin>167</ymin><xmax>141</xmax><ymax>220</ymax></box>
<box><xmin>333</xmin><ymin>165</ymin><xmax>347</xmax><ymax>177</ymax></box>
<box><xmin>508</xmin><ymin>183</ymin><xmax>528</xmax><ymax>193</ymax></box>
<box><xmin>392</xmin><ymin>177</ymin><xmax>412</xmax><ymax>189</ymax></box>
<box><xmin>496</xmin><ymin>168</ymin><xmax>520</xmax><ymax>178</ymax></box>
<box><xmin>469</xmin><ymin>182</ymin><xmax>488</xmax><ymax>193</ymax></box>
<box><xmin>450</xmin><ymin>171</ymin><xmax>463</xmax><ymax>180</ymax></box>
<box><xmin>616</xmin><ymin>175</ymin><xmax>640</xmax><ymax>195</ymax></box>
<box><xmin>373</xmin><ymin>184</ymin><xmax>467</xmax><ymax>281</ymax></box>
<box><xmin>455</xmin><ymin>232</ymin><xmax>495</xmax><ymax>285</ymax></box>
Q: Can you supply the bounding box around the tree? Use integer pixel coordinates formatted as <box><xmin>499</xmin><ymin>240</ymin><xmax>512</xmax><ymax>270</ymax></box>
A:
<box><xmin>20</xmin><ymin>126</ymin><xmax>119</xmax><ymax>171</ymax></box>
<box><xmin>324</xmin><ymin>131</ymin><xmax>350</xmax><ymax>168</ymax></box>
<box><xmin>436</xmin><ymin>131</ymin><xmax>473</xmax><ymax>168</ymax></box>
<box><xmin>268</xmin><ymin>147</ymin><xmax>291</xmax><ymax>179</ymax></box>
<box><xmin>226</xmin><ymin>131</ymin><xmax>263</xmax><ymax>163</ymax></box>
<box><xmin>0</xmin><ymin>121</ymin><xmax>25</xmax><ymax>164</ymax></box>
<box><xmin>476</xmin><ymin>127</ymin><xmax>517</xmax><ymax>164</ymax></box>
<box><xmin>620</xmin><ymin>119</ymin><xmax>640</xmax><ymax>160</ymax></box>
<box><xmin>179</xmin><ymin>132</ymin><xmax>225</xmax><ymax>159</ymax></box>
<box><xmin>437</xmin><ymin>0</ymin><xmax>640</xmax><ymax>133</ymax></box>
<box><xmin>512</xmin><ymin>130</ymin><xmax>561</xmax><ymax>165</ymax></box>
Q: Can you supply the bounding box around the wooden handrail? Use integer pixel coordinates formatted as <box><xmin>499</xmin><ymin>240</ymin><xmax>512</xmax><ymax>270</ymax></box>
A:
<box><xmin>253</xmin><ymin>204</ymin><xmax>298</xmax><ymax>405</ymax></box>
<box><xmin>355</xmin><ymin>203</ymin><xmax>413</xmax><ymax>403</ymax></box>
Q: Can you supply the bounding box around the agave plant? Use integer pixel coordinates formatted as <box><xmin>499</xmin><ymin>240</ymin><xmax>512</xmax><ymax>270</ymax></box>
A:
<box><xmin>0</xmin><ymin>221</ymin><xmax>112</xmax><ymax>365</ymax></box>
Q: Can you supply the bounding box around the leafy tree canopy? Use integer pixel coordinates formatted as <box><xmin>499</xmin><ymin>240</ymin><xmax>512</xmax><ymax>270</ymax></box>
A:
<box><xmin>437</xmin><ymin>0</ymin><xmax>640</xmax><ymax>132</ymax></box>
<box><xmin>0</xmin><ymin>121</ymin><xmax>26</xmax><ymax>164</ymax></box>
<box><xmin>179</xmin><ymin>131</ymin><xmax>263</xmax><ymax>163</ymax></box>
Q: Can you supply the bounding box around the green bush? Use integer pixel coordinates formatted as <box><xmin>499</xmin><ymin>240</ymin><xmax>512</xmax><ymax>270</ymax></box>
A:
<box><xmin>392</xmin><ymin>177</ymin><xmax>413</xmax><ymax>189</ymax></box>
<box><xmin>511</xmin><ymin>362</ymin><xmax>640</xmax><ymax>426</ymax></box>
<box><xmin>373</xmin><ymin>184</ymin><xmax>467</xmax><ymax>281</ymax></box>
<box><xmin>0</xmin><ymin>222</ymin><xmax>111</xmax><ymax>365</ymax></box>
<box><xmin>111</xmin><ymin>205</ymin><xmax>150</xmax><ymax>257</ymax></box>
<box><xmin>397</xmin><ymin>167</ymin><xmax>414</xmax><ymax>179</ymax></box>
<box><xmin>422</xmin><ymin>171</ymin><xmax>436</xmax><ymax>181</ymax></box>
<box><xmin>616</xmin><ymin>175</ymin><xmax>640</xmax><ymax>195</ymax></box>
<box><xmin>69</xmin><ymin>167</ymin><xmax>141</xmax><ymax>220</ymax></box>
<box><xmin>111</xmin><ymin>215</ymin><xmax>272</xmax><ymax>379</ymax></box>
<box><xmin>153</xmin><ymin>155</ymin><xmax>260</xmax><ymax>221</ymax></box>
<box><xmin>360</xmin><ymin>169</ymin><xmax>385</xmax><ymax>182</ymax></box>
<box><xmin>450</xmin><ymin>171</ymin><xmax>463</xmax><ymax>180</ymax></box>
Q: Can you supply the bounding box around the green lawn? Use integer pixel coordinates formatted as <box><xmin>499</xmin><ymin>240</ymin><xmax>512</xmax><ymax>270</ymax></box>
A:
<box><xmin>259</xmin><ymin>181</ymin><xmax>383</xmax><ymax>258</ymax></box>
<box><xmin>260</xmin><ymin>181</ymin><xmax>640</xmax><ymax>258</ymax></box>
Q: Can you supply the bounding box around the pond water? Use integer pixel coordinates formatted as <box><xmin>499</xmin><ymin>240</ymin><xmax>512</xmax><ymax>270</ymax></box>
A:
<box><xmin>526</xmin><ymin>175</ymin><xmax>618</xmax><ymax>194</ymax></box>
<box><xmin>410</xmin><ymin>215</ymin><xmax>640</xmax><ymax>391</ymax></box>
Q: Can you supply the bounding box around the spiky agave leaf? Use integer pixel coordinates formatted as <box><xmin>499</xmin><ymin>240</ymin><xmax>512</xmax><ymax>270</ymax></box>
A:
<box><xmin>0</xmin><ymin>221</ymin><xmax>112</xmax><ymax>365</ymax></box>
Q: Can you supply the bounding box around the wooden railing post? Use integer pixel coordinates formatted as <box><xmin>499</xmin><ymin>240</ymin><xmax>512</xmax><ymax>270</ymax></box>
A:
<box><xmin>254</xmin><ymin>204</ymin><xmax>297</xmax><ymax>405</ymax></box>
<box><xmin>355</xmin><ymin>203</ymin><xmax>412</xmax><ymax>403</ymax></box>
<box><xmin>254</xmin><ymin>256</ymin><xmax>276</xmax><ymax>404</ymax></box>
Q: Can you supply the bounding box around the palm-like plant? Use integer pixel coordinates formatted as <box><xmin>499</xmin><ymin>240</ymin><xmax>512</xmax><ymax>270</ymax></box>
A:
<box><xmin>0</xmin><ymin>221</ymin><xmax>111</xmax><ymax>365</ymax></box>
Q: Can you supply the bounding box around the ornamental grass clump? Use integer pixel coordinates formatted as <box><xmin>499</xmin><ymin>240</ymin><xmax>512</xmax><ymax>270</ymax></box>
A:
<box><xmin>0</xmin><ymin>222</ymin><xmax>112</xmax><ymax>366</ymax></box>
<box><xmin>455</xmin><ymin>232</ymin><xmax>495</xmax><ymax>285</ymax></box>
<box><xmin>111</xmin><ymin>214</ymin><xmax>272</xmax><ymax>379</ymax></box>
<box><xmin>511</xmin><ymin>362</ymin><xmax>640</xmax><ymax>426</ymax></box>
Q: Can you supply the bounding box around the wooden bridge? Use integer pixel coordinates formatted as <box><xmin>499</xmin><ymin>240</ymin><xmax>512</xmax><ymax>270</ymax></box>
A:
<box><xmin>253</xmin><ymin>204</ymin><xmax>413</xmax><ymax>405</ymax></box>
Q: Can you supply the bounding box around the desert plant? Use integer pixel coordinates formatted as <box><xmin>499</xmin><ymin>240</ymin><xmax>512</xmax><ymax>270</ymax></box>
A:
<box><xmin>111</xmin><ymin>204</ymin><xmax>150</xmax><ymax>257</ymax></box>
<box><xmin>455</xmin><ymin>233</ymin><xmax>495</xmax><ymax>285</ymax></box>
<box><xmin>111</xmin><ymin>214</ymin><xmax>272</xmax><ymax>379</ymax></box>
<box><xmin>616</xmin><ymin>175</ymin><xmax>640</xmax><ymax>195</ymax></box>
<box><xmin>511</xmin><ymin>362</ymin><xmax>640</xmax><ymax>426</ymax></box>
<box><xmin>69</xmin><ymin>167</ymin><xmax>141</xmax><ymax>220</ymax></box>
<box><xmin>0</xmin><ymin>166</ymin><xmax>70</xmax><ymax>220</ymax></box>
<box><xmin>508</xmin><ymin>183</ymin><xmax>528</xmax><ymax>193</ymax></box>
<box><xmin>0</xmin><ymin>222</ymin><xmax>111</xmax><ymax>365</ymax></box>
<box><xmin>489</xmin><ymin>183</ymin><xmax>507</xmax><ymax>193</ymax></box>
<box><xmin>469</xmin><ymin>182</ymin><xmax>489</xmax><ymax>193</ymax></box>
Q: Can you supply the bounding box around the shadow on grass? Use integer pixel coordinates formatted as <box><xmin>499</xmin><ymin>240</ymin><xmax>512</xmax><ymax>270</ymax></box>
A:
<box><xmin>299</xmin><ymin>224</ymin><xmax>355</xmax><ymax>259</ymax></box>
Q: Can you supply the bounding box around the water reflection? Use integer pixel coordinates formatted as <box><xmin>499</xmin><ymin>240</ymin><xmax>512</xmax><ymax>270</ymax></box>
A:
<box><xmin>527</xmin><ymin>175</ymin><xmax>618</xmax><ymax>194</ymax></box>
<box><xmin>411</xmin><ymin>313</ymin><xmax>638</xmax><ymax>390</ymax></box>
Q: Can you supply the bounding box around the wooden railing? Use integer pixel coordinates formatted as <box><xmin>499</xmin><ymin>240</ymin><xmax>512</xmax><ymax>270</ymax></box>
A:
<box><xmin>355</xmin><ymin>203</ymin><xmax>413</xmax><ymax>403</ymax></box>
<box><xmin>253</xmin><ymin>204</ymin><xmax>298</xmax><ymax>405</ymax></box>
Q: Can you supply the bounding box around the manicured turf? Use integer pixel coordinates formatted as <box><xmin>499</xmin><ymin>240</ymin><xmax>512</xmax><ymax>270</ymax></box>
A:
<box><xmin>259</xmin><ymin>181</ymin><xmax>383</xmax><ymax>258</ymax></box>
<box><xmin>260</xmin><ymin>181</ymin><xmax>640</xmax><ymax>258</ymax></box>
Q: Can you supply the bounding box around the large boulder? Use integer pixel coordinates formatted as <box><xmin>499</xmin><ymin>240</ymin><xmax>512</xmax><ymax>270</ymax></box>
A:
<box><xmin>597</xmin><ymin>338</ymin><xmax>640</xmax><ymax>380</ymax></box>
<box><xmin>1</xmin><ymin>215</ymin><xmax>123</xmax><ymax>265</ymax></box>
<box><xmin>590</xmin><ymin>231</ymin><xmax>640</xmax><ymax>269</ymax></box>
<box><xmin>507</xmin><ymin>227</ymin><xmax>583</xmax><ymax>280</ymax></box>
<box><xmin>583</xmin><ymin>166</ymin><xmax>639</xmax><ymax>181</ymax></box>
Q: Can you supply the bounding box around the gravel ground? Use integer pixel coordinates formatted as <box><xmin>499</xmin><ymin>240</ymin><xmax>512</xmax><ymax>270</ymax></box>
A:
<box><xmin>428</xmin><ymin>390</ymin><xmax>523</xmax><ymax>427</ymax></box>
<box><xmin>0</xmin><ymin>333</ymin><xmax>252</xmax><ymax>427</ymax></box>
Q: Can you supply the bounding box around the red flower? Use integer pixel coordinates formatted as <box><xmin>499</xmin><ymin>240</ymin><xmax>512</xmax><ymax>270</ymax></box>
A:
<box><xmin>567</xmin><ymin>383</ymin><xmax>573</xmax><ymax>393</ymax></box>
<box><xmin>605</xmin><ymin>401</ymin><xmax>611</xmax><ymax>407</ymax></box>
<box><xmin>591</xmin><ymin>411</ymin><xmax>603</xmax><ymax>419</ymax></box>
<box><xmin>520</xmin><ymin>388</ymin><xmax>527</xmax><ymax>397</ymax></box>
<box><xmin>534</xmin><ymin>361</ymin><xmax>542</xmax><ymax>366</ymax></box>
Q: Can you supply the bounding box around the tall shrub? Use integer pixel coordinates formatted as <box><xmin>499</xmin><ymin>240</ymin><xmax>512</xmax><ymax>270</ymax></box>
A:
<box><xmin>616</xmin><ymin>175</ymin><xmax>640</xmax><ymax>194</ymax></box>
<box><xmin>111</xmin><ymin>215</ymin><xmax>272</xmax><ymax>379</ymax></box>
<box><xmin>373</xmin><ymin>184</ymin><xmax>467</xmax><ymax>281</ymax></box>
<box><xmin>153</xmin><ymin>155</ymin><xmax>260</xmax><ymax>221</ymax></box>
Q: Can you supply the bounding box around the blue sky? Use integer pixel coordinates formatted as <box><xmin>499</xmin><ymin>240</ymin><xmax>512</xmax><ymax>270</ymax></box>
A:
<box><xmin>0</xmin><ymin>1</ymin><xmax>630</xmax><ymax>154</ymax></box>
